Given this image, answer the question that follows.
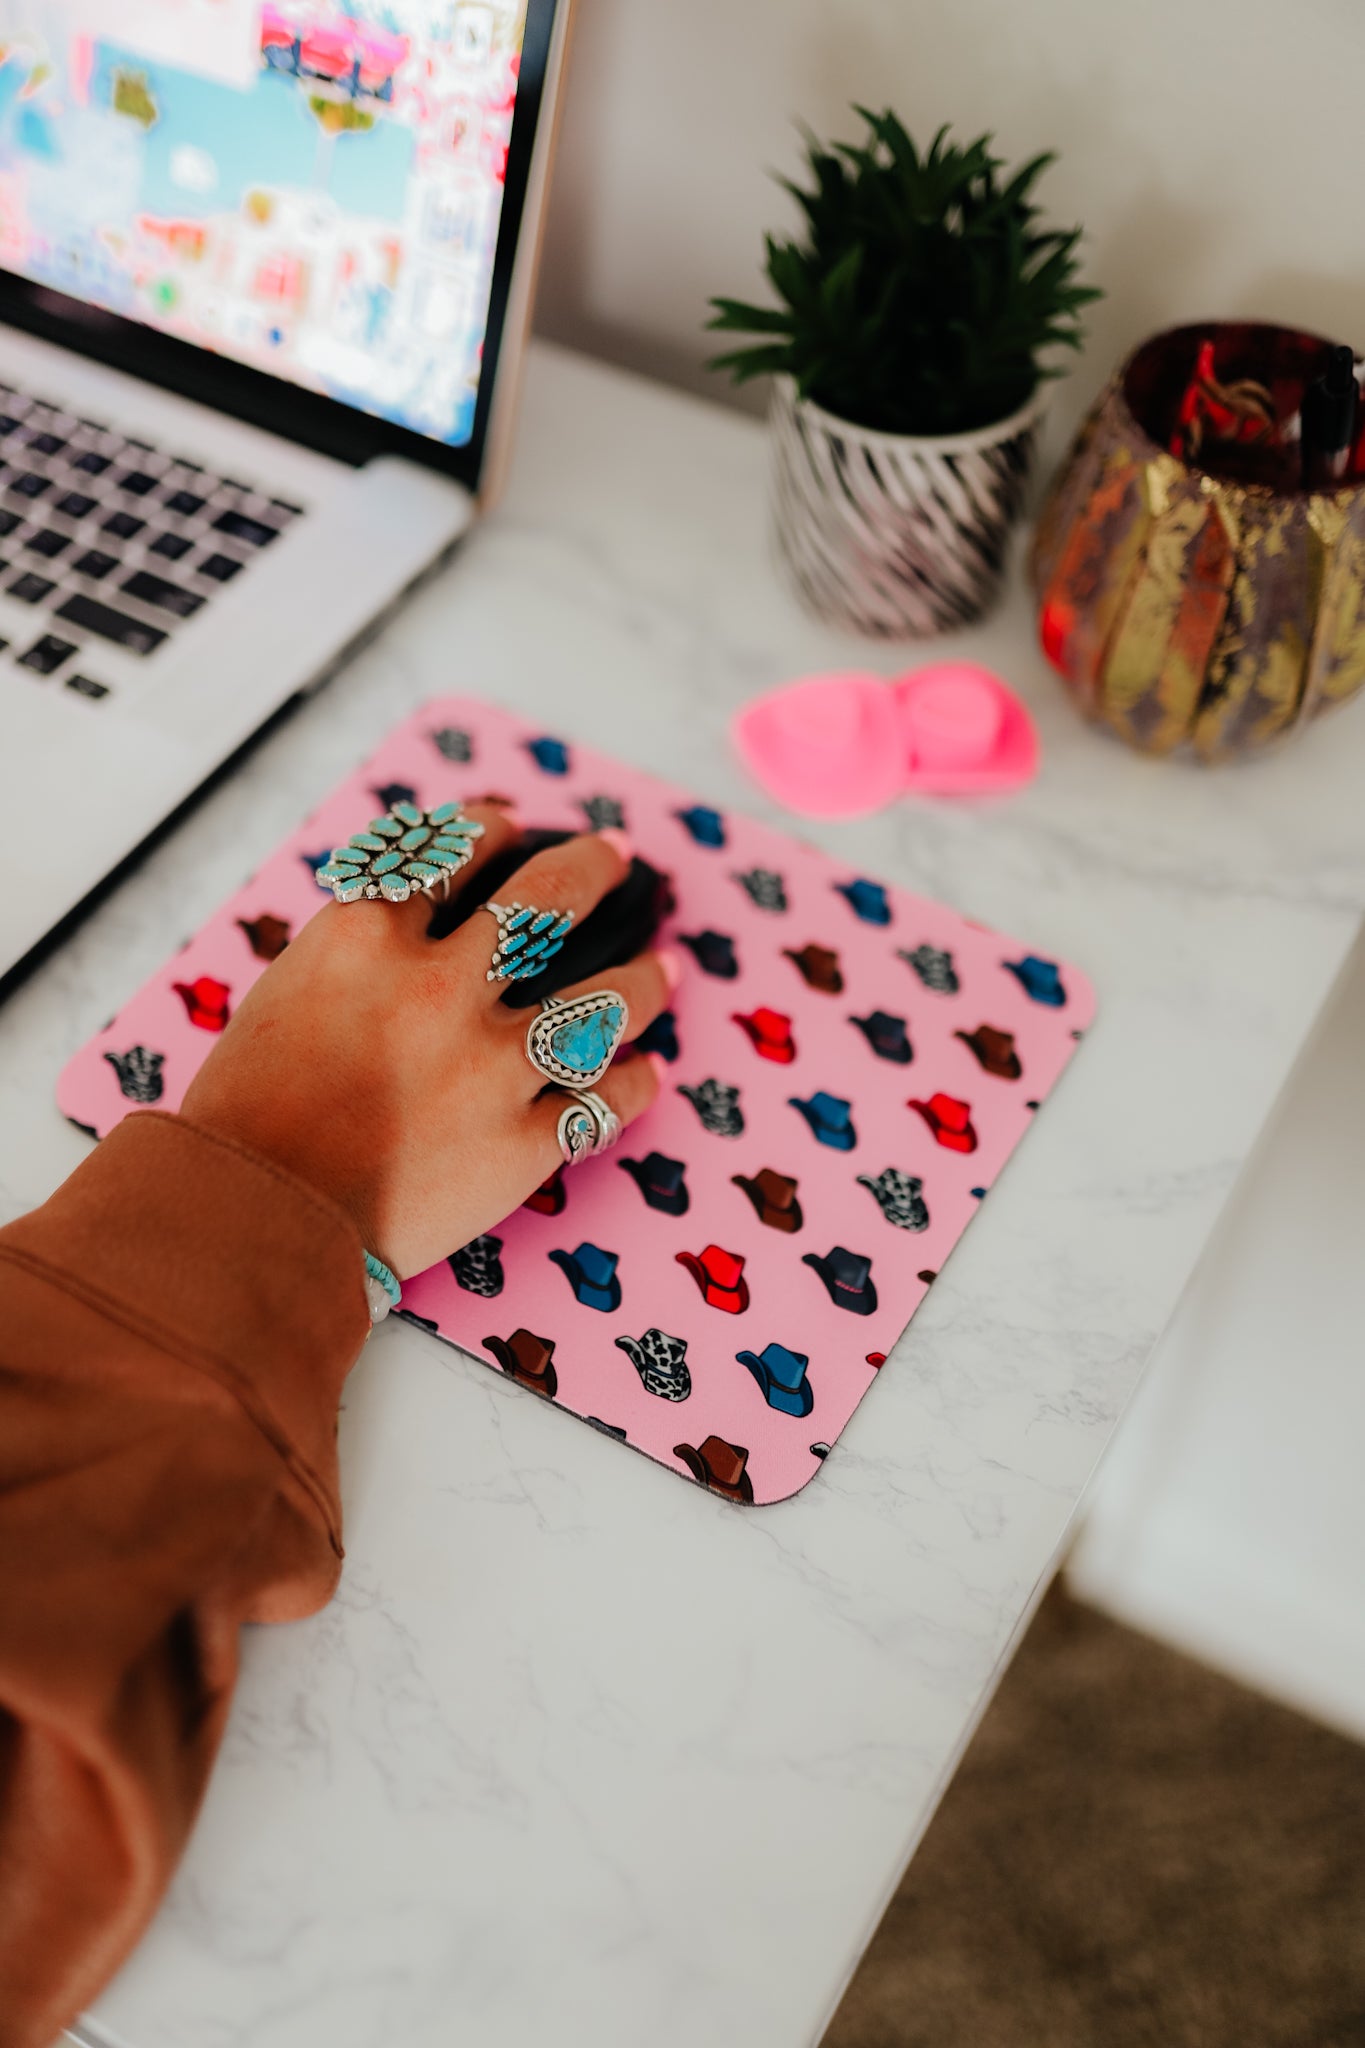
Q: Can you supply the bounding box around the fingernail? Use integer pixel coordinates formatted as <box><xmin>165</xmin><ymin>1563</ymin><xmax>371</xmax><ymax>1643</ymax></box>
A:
<box><xmin>646</xmin><ymin>1051</ymin><xmax>669</xmax><ymax>1085</ymax></box>
<box><xmin>658</xmin><ymin>947</ymin><xmax>683</xmax><ymax>993</ymax></box>
<box><xmin>597</xmin><ymin>826</ymin><xmax>632</xmax><ymax>863</ymax></box>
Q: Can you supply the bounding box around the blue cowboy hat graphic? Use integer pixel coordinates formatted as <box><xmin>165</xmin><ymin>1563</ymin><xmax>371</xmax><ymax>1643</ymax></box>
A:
<box><xmin>789</xmin><ymin>1090</ymin><xmax>856</xmax><ymax>1151</ymax></box>
<box><xmin>851</xmin><ymin>1010</ymin><xmax>913</xmax><ymax>1064</ymax></box>
<box><xmin>549</xmin><ymin>1241</ymin><xmax>622</xmax><ymax>1312</ymax></box>
<box><xmin>736</xmin><ymin>1342</ymin><xmax>814</xmax><ymax>1418</ymax></box>
<box><xmin>525</xmin><ymin>734</ymin><xmax>571</xmax><ymax>774</ymax></box>
<box><xmin>1003</xmin><ymin>954</ymin><xmax>1067</xmax><ymax>1007</ymax></box>
<box><xmin>675</xmin><ymin>804</ymin><xmax>726</xmax><ymax>848</ymax></box>
<box><xmin>619</xmin><ymin>1150</ymin><xmax>690</xmax><ymax>1217</ymax></box>
<box><xmin>835</xmin><ymin>878</ymin><xmax>891</xmax><ymax>925</ymax></box>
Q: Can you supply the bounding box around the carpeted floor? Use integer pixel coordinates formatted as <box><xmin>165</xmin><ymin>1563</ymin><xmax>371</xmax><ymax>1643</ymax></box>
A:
<box><xmin>824</xmin><ymin>1587</ymin><xmax>1365</xmax><ymax>2048</ymax></box>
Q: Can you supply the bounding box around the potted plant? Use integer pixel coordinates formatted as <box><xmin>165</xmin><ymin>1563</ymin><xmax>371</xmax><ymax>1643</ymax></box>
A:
<box><xmin>708</xmin><ymin>110</ymin><xmax>1101</xmax><ymax>637</ymax></box>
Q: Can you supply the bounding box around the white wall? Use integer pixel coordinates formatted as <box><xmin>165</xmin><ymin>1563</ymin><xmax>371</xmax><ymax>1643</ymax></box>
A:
<box><xmin>536</xmin><ymin>0</ymin><xmax>1365</xmax><ymax>461</ymax></box>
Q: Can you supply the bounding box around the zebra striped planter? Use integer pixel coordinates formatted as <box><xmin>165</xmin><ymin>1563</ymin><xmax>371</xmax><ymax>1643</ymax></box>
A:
<box><xmin>769</xmin><ymin>377</ymin><xmax>1044</xmax><ymax>638</ymax></box>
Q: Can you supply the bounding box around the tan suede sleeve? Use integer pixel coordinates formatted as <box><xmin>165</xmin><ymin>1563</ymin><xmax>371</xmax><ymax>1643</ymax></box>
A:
<box><xmin>0</xmin><ymin>1111</ymin><xmax>370</xmax><ymax>2048</ymax></box>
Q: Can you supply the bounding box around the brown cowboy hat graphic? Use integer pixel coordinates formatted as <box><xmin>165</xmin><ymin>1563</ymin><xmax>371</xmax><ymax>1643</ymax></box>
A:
<box><xmin>954</xmin><ymin>1024</ymin><xmax>1022</xmax><ymax>1080</ymax></box>
<box><xmin>732</xmin><ymin>1167</ymin><xmax>803</xmax><ymax>1233</ymax></box>
<box><xmin>783</xmin><ymin>943</ymin><xmax>843</xmax><ymax>994</ymax></box>
<box><xmin>674</xmin><ymin>1434</ymin><xmax>754</xmax><ymax>1503</ymax></box>
<box><xmin>482</xmin><ymin>1328</ymin><xmax>558</xmax><ymax>1398</ymax></box>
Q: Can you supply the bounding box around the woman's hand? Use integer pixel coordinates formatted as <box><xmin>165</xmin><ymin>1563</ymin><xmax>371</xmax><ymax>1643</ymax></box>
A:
<box><xmin>181</xmin><ymin>810</ymin><xmax>673</xmax><ymax>1277</ymax></box>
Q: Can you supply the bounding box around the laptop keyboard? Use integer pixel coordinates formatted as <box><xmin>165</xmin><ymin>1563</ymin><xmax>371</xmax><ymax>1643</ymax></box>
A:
<box><xmin>0</xmin><ymin>379</ymin><xmax>306</xmax><ymax>703</ymax></box>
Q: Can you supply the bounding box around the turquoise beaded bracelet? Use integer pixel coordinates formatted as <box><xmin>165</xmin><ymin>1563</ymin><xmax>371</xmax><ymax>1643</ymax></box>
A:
<box><xmin>363</xmin><ymin>1250</ymin><xmax>402</xmax><ymax>1325</ymax></box>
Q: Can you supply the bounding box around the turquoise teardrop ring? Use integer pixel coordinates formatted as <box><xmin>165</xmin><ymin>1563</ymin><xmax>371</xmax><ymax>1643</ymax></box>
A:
<box><xmin>482</xmin><ymin>899</ymin><xmax>576</xmax><ymax>983</ymax></box>
<box><xmin>525</xmin><ymin>989</ymin><xmax>629</xmax><ymax>1090</ymax></box>
<box><xmin>315</xmin><ymin>800</ymin><xmax>484</xmax><ymax>904</ymax></box>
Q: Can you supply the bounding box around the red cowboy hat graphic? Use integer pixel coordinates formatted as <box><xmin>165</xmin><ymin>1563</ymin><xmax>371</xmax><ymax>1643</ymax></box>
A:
<box><xmin>908</xmin><ymin>1091</ymin><xmax>978</xmax><ymax>1153</ymax></box>
<box><xmin>523</xmin><ymin>1167</ymin><xmax>566</xmax><ymax>1216</ymax></box>
<box><xmin>173</xmin><ymin>975</ymin><xmax>231</xmax><ymax>1032</ymax></box>
<box><xmin>675</xmin><ymin>1243</ymin><xmax>750</xmax><ymax>1314</ymax></box>
<box><xmin>731</xmin><ymin>1006</ymin><xmax>797</xmax><ymax>1064</ymax></box>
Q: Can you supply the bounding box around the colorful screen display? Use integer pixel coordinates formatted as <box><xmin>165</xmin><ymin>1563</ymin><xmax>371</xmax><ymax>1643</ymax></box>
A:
<box><xmin>0</xmin><ymin>2</ymin><xmax>531</xmax><ymax>447</ymax></box>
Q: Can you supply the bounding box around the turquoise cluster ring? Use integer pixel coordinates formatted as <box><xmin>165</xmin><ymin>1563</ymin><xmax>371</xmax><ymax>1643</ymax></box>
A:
<box><xmin>315</xmin><ymin>800</ymin><xmax>484</xmax><ymax>904</ymax></box>
<box><xmin>526</xmin><ymin>989</ymin><xmax>628</xmax><ymax>1091</ymax></box>
<box><xmin>481</xmin><ymin>899</ymin><xmax>576</xmax><ymax>982</ymax></box>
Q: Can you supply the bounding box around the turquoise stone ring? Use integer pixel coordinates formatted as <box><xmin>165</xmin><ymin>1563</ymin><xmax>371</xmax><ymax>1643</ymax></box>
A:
<box><xmin>315</xmin><ymin>800</ymin><xmax>484</xmax><ymax>904</ymax></box>
<box><xmin>482</xmin><ymin>898</ymin><xmax>576</xmax><ymax>983</ymax></box>
<box><xmin>526</xmin><ymin>989</ymin><xmax>629</xmax><ymax>1090</ymax></box>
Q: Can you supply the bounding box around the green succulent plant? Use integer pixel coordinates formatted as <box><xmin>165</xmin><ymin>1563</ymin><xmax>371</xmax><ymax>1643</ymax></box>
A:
<box><xmin>708</xmin><ymin>109</ymin><xmax>1102</xmax><ymax>438</ymax></box>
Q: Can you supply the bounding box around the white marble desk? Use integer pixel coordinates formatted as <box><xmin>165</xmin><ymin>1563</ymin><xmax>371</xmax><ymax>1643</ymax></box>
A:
<box><xmin>3</xmin><ymin>342</ymin><xmax>1362</xmax><ymax>2048</ymax></box>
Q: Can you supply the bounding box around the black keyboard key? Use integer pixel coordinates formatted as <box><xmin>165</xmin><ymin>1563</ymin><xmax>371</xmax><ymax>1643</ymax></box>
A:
<box><xmin>102</xmin><ymin>509</ymin><xmax>145</xmax><ymax>540</ymax></box>
<box><xmin>9</xmin><ymin>571</ymin><xmax>55</xmax><ymax>604</ymax></box>
<box><xmin>24</xmin><ymin>528</ymin><xmax>69</xmax><ymax>559</ymax></box>
<box><xmin>55</xmin><ymin>591</ymin><xmax>167</xmax><ymax>655</ymax></box>
<box><xmin>66</xmin><ymin>672</ymin><xmax>110</xmax><ymax>700</ymax></box>
<box><xmin>148</xmin><ymin>530</ymin><xmax>193</xmax><ymax>562</ymax></box>
<box><xmin>0</xmin><ymin>415</ymin><xmax>20</xmax><ymax>437</ymax></box>
<box><xmin>11</xmin><ymin>472</ymin><xmax>50</xmax><ymax>499</ymax></box>
<box><xmin>18</xmin><ymin>632</ymin><xmax>77</xmax><ymax>675</ymax></box>
<box><xmin>73</xmin><ymin>548</ymin><xmax>118</xmax><ymax>581</ymax></box>
<box><xmin>72</xmin><ymin>450</ymin><xmax>112</xmax><ymax>475</ymax></box>
<box><xmin>118</xmin><ymin>469</ymin><xmax>158</xmax><ymax>497</ymax></box>
<box><xmin>55</xmin><ymin>491</ymin><xmax>98</xmax><ymax>519</ymax></box>
<box><xmin>212</xmin><ymin>508</ymin><xmax>279</xmax><ymax>547</ymax></box>
<box><xmin>197</xmin><ymin>551</ymin><xmax>243</xmax><ymax>583</ymax></box>
<box><xmin>29</xmin><ymin>431</ymin><xmax>66</xmax><ymax>456</ymax></box>
<box><xmin>164</xmin><ymin>489</ymin><xmax>206</xmax><ymax>517</ymax></box>
<box><xmin>0</xmin><ymin>509</ymin><xmax>21</xmax><ymax>537</ymax></box>
<box><xmin>121</xmin><ymin>568</ymin><xmax>204</xmax><ymax>619</ymax></box>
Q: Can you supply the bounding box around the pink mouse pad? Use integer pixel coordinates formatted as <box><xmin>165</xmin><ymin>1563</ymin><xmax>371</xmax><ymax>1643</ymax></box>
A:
<box><xmin>58</xmin><ymin>697</ymin><xmax>1095</xmax><ymax>1506</ymax></box>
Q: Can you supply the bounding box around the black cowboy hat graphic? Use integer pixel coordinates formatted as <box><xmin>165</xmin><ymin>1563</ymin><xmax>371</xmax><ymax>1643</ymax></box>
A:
<box><xmin>802</xmin><ymin>1246</ymin><xmax>878</xmax><ymax>1315</ymax></box>
<box><xmin>679</xmin><ymin>930</ymin><xmax>739</xmax><ymax>979</ymax></box>
<box><xmin>851</xmin><ymin>1010</ymin><xmax>913</xmax><ymax>1064</ymax></box>
<box><xmin>619</xmin><ymin>1151</ymin><xmax>690</xmax><ymax>1217</ymax></box>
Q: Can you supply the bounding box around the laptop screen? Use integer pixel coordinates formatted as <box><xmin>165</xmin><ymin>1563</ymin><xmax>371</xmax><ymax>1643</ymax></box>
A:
<box><xmin>0</xmin><ymin>3</ymin><xmax>534</xmax><ymax>452</ymax></box>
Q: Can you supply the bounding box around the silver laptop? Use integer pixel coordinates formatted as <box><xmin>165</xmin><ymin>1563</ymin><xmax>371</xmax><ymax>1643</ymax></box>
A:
<box><xmin>0</xmin><ymin>0</ymin><xmax>571</xmax><ymax>988</ymax></box>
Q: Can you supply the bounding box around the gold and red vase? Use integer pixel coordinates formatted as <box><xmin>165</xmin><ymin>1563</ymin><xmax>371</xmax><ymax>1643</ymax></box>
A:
<box><xmin>1030</xmin><ymin>322</ymin><xmax>1365</xmax><ymax>760</ymax></box>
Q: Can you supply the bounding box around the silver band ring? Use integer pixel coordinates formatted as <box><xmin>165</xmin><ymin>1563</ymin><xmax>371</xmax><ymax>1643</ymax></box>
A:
<box><xmin>315</xmin><ymin>800</ymin><xmax>485</xmax><ymax>905</ymax></box>
<box><xmin>526</xmin><ymin>989</ymin><xmax>629</xmax><ymax>1090</ymax></box>
<box><xmin>557</xmin><ymin>1088</ymin><xmax>622</xmax><ymax>1166</ymax></box>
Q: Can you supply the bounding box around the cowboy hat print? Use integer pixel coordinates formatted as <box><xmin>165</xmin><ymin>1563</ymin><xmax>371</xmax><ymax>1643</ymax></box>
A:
<box><xmin>679</xmin><ymin>1078</ymin><xmax>744</xmax><ymax>1138</ymax></box>
<box><xmin>617</xmin><ymin>1328</ymin><xmax>692</xmax><ymax>1401</ymax></box>
<box><xmin>732</xmin><ymin>1007</ymin><xmax>797</xmax><ymax>1064</ymax></box>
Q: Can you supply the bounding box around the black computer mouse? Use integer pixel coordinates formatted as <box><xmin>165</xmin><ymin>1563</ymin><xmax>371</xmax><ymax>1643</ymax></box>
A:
<box><xmin>429</xmin><ymin>827</ymin><xmax>675</xmax><ymax>1007</ymax></box>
